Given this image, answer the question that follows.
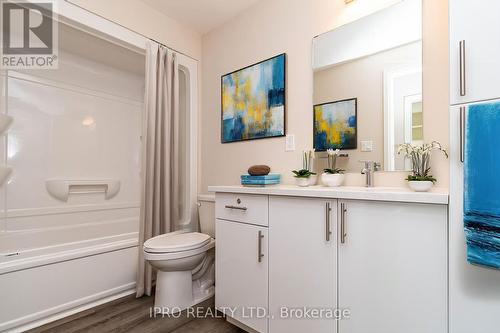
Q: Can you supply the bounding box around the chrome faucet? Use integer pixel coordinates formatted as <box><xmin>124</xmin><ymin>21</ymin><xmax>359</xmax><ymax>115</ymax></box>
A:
<box><xmin>360</xmin><ymin>160</ymin><xmax>381</xmax><ymax>187</ymax></box>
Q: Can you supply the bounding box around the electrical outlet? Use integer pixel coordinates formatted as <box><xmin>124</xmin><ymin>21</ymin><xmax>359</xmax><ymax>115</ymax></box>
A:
<box><xmin>361</xmin><ymin>140</ymin><xmax>373</xmax><ymax>152</ymax></box>
<box><xmin>285</xmin><ymin>134</ymin><xmax>295</xmax><ymax>151</ymax></box>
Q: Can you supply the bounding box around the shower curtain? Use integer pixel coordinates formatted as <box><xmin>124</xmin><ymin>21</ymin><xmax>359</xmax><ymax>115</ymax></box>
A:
<box><xmin>137</xmin><ymin>41</ymin><xmax>180</xmax><ymax>297</ymax></box>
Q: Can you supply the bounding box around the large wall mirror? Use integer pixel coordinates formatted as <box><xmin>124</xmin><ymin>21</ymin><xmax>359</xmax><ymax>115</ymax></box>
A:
<box><xmin>312</xmin><ymin>0</ymin><xmax>422</xmax><ymax>172</ymax></box>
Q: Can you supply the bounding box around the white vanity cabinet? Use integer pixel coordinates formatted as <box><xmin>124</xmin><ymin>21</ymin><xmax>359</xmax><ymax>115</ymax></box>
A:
<box><xmin>449</xmin><ymin>0</ymin><xmax>500</xmax><ymax>105</ymax></box>
<box><xmin>212</xmin><ymin>187</ymin><xmax>449</xmax><ymax>333</ymax></box>
<box><xmin>337</xmin><ymin>200</ymin><xmax>448</xmax><ymax>333</ymax></box>
<box><xmin>215</xmin><ymin>193</ymin><xmax>269</xmax><ymax>333</ymax></box>
<box><xmin>268</xmin><ymin>197</ymin><xmax>337</xmax><ymax>333</ymax></box>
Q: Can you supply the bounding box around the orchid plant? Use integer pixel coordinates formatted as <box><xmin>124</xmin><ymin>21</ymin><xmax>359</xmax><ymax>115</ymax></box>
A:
<box><xmin>323</xmin><ymin>149</ymin><xmax>345</xmax><ymax>174</ymax></box>
<box><xmin>292</xmin><ymin>150</ymin><xmax>316</xmax><ymax>178</ymax></box>
<box><xmin>397</xmin><ymin>141</ymin><xmax>448</xmax><ymax>183</ymax></box>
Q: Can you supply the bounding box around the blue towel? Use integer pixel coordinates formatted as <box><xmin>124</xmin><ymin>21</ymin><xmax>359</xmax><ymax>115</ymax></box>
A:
<box><xmin>241</xmin><ymin>179</ymin><xmax>280</xmax><ymax>186</ymax></box>
<box><xmin>240</xmin><ymin>173</ymin><xmax>280</xmax><ymax>181</ymax></box>
<box><xmin>241</xmin><ymin>174</ymin><xmax>281</xmax><ymax>186</ymax></box>
<box><xmin>464</xmin><ymin>101</ymin><xmax>500</xmax><ymax>269</ymax></box>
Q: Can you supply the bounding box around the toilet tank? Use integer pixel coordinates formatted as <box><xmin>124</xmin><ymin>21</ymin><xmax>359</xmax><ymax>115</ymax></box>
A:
<box><xmin>198</xmin><ymin>195</ymin><xmax>215</xmax><ymax>238</ymax></box>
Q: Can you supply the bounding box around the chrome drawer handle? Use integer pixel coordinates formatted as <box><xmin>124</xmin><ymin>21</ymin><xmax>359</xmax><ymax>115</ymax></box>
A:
<box><xmin>224</xmin><ymin>205</ymin><xmax>247</xmax><ymax>211</ymax></box>
<box><xmin>459</xmin><ymin>40</ymin><xmax>466</xmax><ymax>96</ymax></box>
<box><xmin>340</xmin><ymin>202</ymin><xmax>347</xmax><ymax>244</ymax></box>
<box><xmin>258</xmin><ymin>230</ymin><xmax>264</xmax><ymax>262</ymax></box>
<box><xmin>325</xmin><ymin>202</ymin><xmax>332</xmax><ymax>242</ymax></box>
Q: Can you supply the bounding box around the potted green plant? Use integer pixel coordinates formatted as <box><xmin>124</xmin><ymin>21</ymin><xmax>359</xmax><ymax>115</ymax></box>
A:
<box><xmin>292</xmin><ymin>169</ymin><xmax>316</xmax><ymax>187</ymax></box>
<box><xmin>321</xmin><ymin>149</ymin><xmax>345</xmax><ymax>187</ymax></box>
<box><xmin>397</xmin><ymin>141</ymin><xmax>448</xmax><ymax>192</ymax></box>
<box><xmin>292</xmin><ymin>150</ymin><xmax>316</xmax><ymax>187</ymax></box>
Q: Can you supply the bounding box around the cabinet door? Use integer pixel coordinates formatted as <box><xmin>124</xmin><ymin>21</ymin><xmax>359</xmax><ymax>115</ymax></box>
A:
<box><xmin>338</xmin><ymin>200</ymin><xmax>447</xmax><ymax>333</ymax></box>
<box><xmin>449</xmin><ymin>103</ymin><xmax>500</xmax><ymax>333</ymax></box>
<box><xmin>215</xmin><ymin>219</ymin><xmax>268</xmax><ymax>333</ymax></box>
<box><xmin>450</xmin><ymin>0</ymin><xmax>500</xmax><ymax>104</ymax></box>
<box><xmin>269</xmin><ymin>197</ymin><xmax>337</xmax><ymax>333</ymax></box>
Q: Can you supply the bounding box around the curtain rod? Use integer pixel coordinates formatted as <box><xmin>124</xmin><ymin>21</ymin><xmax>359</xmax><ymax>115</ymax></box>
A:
<box><xmin>65</xmin><ymin>1</ymin><xmax>198</xmax><ymax>62</ymax></box>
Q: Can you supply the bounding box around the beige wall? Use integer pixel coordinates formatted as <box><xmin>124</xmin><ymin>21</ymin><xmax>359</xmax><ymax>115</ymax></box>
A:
<box><xmin>421</xmin><ymin>0</ymin><xmax>449</xmax><ymax>189</ymax></box>
<box><xmin>313</xmin><ymin>42</ymin><xmax>422</xmax><ymax>172</ymax></box>
<box><xmin>201</xmin><ymin>0</ymin><xmax>449</xmax><ymax>192</ymax></box>
<box><xmin>67</xmin><ymin>0</ymin><xmax>202</xmax><ymax>59</ymax></box>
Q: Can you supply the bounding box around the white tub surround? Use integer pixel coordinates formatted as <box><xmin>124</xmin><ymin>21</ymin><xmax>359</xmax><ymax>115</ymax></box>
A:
<box><xmin>208</xmin><ymin>185</ymin><xmax>448</xmax><ymax>205</ymax></box>
<box><xmin>211</xmin><ymin>186</ymin><xmax>448</xmax><ymax>333</ymax></box>
<box><xmin>0</xmin><ymin>3</ymin><xmax>147</xmax><ymax>331</ymax></box>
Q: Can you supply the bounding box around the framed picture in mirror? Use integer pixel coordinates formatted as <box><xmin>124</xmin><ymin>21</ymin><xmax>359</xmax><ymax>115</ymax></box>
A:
<box><xmin>313</xmin><ymin>98</ymin><xmax>357</xmax><ymax>151</ymax></box>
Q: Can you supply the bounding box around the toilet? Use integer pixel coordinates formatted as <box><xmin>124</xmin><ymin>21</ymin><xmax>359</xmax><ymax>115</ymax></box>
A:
<box><xmin>143</xmin><ymin>199</ymin><xmax>215</xmax><ymax>313</ymax></box>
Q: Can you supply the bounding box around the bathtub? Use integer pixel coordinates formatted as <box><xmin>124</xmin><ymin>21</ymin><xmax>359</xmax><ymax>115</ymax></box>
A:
<box><xmin>0</xmin><ymin>204</ymin><xmax>139</xmax><ymax>332</ymax></box>
<box><xmin>0</xmin><ymin>12</ymin><xmax>147</xmax><ymax>331</ymax></box>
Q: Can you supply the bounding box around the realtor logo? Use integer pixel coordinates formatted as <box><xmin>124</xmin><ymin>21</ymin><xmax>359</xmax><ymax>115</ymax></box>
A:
<box><xmin>1</xmin><ymin>0</ymin><xmax>58</xmax><ymax>69</ymax></box>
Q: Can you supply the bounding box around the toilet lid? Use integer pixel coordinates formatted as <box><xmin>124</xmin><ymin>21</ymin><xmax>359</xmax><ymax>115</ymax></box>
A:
<box><xmin>143</xmin><ymin>232</ymin><xmax>211</xmax><ymax>253</ymax></box>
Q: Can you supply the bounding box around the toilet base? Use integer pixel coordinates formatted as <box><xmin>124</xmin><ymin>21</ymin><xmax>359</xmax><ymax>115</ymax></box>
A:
<box><xmin>154</xmin><ymin>271</ymin><xmax>215</xmax><ymax>315</ymax></box>
<box><xmin>145</xmin><ymin>238</ymin><xmax>216</xmax><ymax>315</ymax></box>
<box><xmin>155</xmin><ymin>270</ymin><xmax>191</xmax><ymax>312</ymax></box>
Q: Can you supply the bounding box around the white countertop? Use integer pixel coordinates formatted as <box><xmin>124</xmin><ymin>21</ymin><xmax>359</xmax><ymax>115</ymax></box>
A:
<box><xmin>208</xmin><ymin>185</ymin><xmax>449</xmax><ymax>205</ymax></box>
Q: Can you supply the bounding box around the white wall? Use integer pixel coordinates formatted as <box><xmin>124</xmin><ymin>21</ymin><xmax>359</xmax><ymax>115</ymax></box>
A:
<box><xmin>201</xmin><ymin>0</ymin><xmax>449</xmax><ymax>191</ymax></box>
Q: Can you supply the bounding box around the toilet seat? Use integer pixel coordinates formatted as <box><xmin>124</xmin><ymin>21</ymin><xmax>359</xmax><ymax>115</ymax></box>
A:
<box><xmin>144</xmin><ymin>232</ymin><xmax>211</xmax><ymax>253</ymax></box>
<box><xmin>144</xmin><ymin>238</ymin><xmax>215</xmax><ymax>261</ymax></box>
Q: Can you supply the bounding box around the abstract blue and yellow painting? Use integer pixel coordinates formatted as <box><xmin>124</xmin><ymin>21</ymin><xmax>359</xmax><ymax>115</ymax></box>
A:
<box><xmin>464</xmin><ymin>102</ymin><xmax>500</xmax><ymax>270</ymax></box>
<box><xmin>314</xmin><ymin>98</ymin><xmax>357</xmax><ymax>151</ymax></box>
<box><xmin>221</xmin><ymin>54</ymin><xmax>285</xmax><ymax>143</ymax></box>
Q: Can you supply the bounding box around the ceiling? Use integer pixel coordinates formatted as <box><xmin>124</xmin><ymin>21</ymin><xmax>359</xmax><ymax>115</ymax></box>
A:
<box><xmin>140</xmin><ymin>0</ymin><xmax>261</xmax><ymax>35</ymax></box>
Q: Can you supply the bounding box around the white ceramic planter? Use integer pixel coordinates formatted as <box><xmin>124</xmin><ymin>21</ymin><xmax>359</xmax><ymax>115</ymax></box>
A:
<box><xmin>295</xmin><ymin>177</ymin><xmax>310</xmax><ymax>187</ymax></box>
<box><xmin>321</xmin><ymin>173</ymin><xmax>345</xmax><ymax>187</ymax></box>
<box><xmin>408</xmin><ymin>180</ymin><xmax>433</xmax><ymax>192</ymax></box>
<box><xmin>308</xmin><ymin>174</ymin><xmax>318</xmax><ymax>186</ymax></box>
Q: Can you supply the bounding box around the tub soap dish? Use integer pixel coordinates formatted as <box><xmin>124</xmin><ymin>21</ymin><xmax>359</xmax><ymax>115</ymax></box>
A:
<box><xmin>46</xmin><ymin>179</ymin><xmax>121</xmax><ymax>201</ymax></box>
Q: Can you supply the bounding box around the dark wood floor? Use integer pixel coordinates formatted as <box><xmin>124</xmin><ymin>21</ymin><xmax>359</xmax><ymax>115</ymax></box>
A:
<box><xmin>27</xmin><ymin>295</ymin><xmax>245</xmax><ymax>333</ymax></box>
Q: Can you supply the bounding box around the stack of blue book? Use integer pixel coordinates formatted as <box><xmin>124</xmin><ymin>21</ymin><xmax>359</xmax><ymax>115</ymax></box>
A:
<box><xmin>241</xmin><ymin>174</ymin><xmax>281</xmax><ymax>186</ymax></box>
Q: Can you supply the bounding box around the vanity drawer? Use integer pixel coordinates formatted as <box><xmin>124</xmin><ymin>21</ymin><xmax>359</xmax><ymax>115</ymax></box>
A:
<box><xmin>215</xmin><ymin>193</ymin><xmax>268</xmax><ymax>226</ymax></box>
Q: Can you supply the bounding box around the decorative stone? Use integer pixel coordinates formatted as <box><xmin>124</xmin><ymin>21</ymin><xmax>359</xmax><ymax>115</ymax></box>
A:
<box><xmin>248</xmin><ymin>165</ymin><xmax>271</xmax><ymax>176</ymax></box>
